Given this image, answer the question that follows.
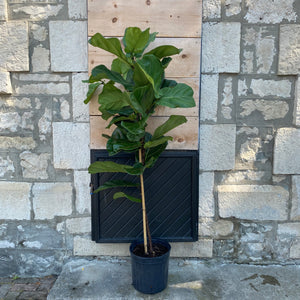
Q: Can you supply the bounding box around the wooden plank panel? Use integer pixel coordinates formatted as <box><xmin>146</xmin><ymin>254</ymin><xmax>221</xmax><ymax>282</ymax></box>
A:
<box><xmin>89</xmin><ymin>38</ymin><xmax>201</xmax><ymax>77</ymax></box>
<box><xmin>90</xmin><ymin>116</ymin><xmax>198</xmax><ymax>150</ymax></box>
<box><xmin>88</xmin><ymin>0</ymin><xmax>202</xmax><ymax>38</ymax></box>
<box><xmin>89</xmin><ymin>77</ymin><xmax>199</xmax><ymax>117</ymax></box>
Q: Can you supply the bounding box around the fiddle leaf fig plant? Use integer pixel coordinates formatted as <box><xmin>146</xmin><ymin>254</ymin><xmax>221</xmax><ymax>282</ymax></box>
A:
<box><xmin>84</xmin><ymin>27</ymin><xmax>196</xmax><ymax>256</ymax></box>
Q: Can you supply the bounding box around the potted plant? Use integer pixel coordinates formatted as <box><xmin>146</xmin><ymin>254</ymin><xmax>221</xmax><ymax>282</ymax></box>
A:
<box><xmin>84</xmin><ymin>27</ymin><xmax>195</xmax><ymax>294</ymax></box>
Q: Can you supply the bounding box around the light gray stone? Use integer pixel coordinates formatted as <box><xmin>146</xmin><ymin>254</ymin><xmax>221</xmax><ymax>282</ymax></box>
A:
<box><xmin>221</xmin><ymin>76</ymin><xmax>233</xmax><ymax>119</ymax></box>
<box><xmin>72</xmin><ymin>73</ymin><xmax>89</xmax><ymax>122</ymax></box>
<box><xmin>274</xmin><ymin>128</ymin><xmax>300</xmax><ymax>174</ymax></box>
<box><xmin>49</xmin><ymin>21</ymin><xmax>88</xmax><ymax>72</ymax></box>
<box><xmin>240</xmin><ymin>100</ymin><xmax>289</xmax><ymax>120</ymax></box>
<box><xmin>242</xmin><ymin>27</ymin><xmax>276</xmax><ymax>74</ymax></box>
<box><xmin>170</xmin><ymin>240</ymin><xmax>213</xmax><ymax>258</ymax></box>
<box><xmin>0</xmin><ymin>155</ymin><xmax>14</xmax><ymax>178</ymax></box>
<box><xmin>38</xmin><ymin>107</ymin><xmax>52</xmax><ymax>141</ymax></box>
<box><xmin>0</xmin><ymin>136</ymin><xmax>36</xmax><ymax>150</ymax></box>
<box><xmin>0</xmin><ymin>182</ymin><xmax>31</xmax><ymax>220</ymax></box>
<box><xmin>218</xmin><ymin>185</ymin><xmax>289</xmax><ymax>220</ymax></box>
<box><xmin>0</xmin><ymin>97</ymin><xmax>31</xmax><ymax>109</ymax></box>
<box><xmin>225</xmin><ymin>0</ymin><xmax>241</xmax><ymax>16</ymax></box>
<box><xmin>15</xmin><ymin>83</ymin><xmax>70</xmax><ymax>95</ymax></box>
<box><xmin>0</xmin><ymin>21</ymin><xmax>29</xmax><ymax>71</ymax></box>
<box><xmin>20</xmin><ymin>151</ymin><xmax>50</xmax><ymax>179</ymax></box>
<box><xmin>12</xmin><ymin>4</ymin><xmax>63</xmax><ymax>20</ymax></box>
<box><xmin>68</xmin><ymin>0</ymin><xmax>87</xmax><ymax>19</ymax></box>
<box><xmin>202</xmin><ymin>22</ymin><xmax>241</xmax><ymax>73</ymax></box>
<box><xmin>199</xmin><ymin>218</ymin><xmax>234</xmax><ymax>237</ymax></box>
<box><xmin>0</xmin><ymin>71</ymin><xmax>12</xmax><ymax>94</ymax></box>
<box><xmin>0</xmin><ymin>112</ymin><xmax>21</xmax><ymax>132</ymax></box>
<box><xmin>17</xmin><ymin>74</ymin><xmax>69</xmax><ymax>82</ymax></box>
<box><xmin>290</xmin><ymin>239</ymin><xmax>300</xmax><ymax>259</ymax></box>
<box><xmin>74</xmin><ymin>170</ymin><xmax>91</xmax><ymax>214</ymax></box>
<box><xmin>53</xmin><ymin>122</ymin><xmax>90</xmax><ymax>169</ymax></box>
<box><xmin>291</xmin><ymin>176</ymin><xmax>300</xmax><ymax>220</ymax></box>
<box><xmin>74</xmin><ymin>236</ymin><xmax>130</xmax><ymax>256</ymax></box>
<box><xmin>32</xmin><ymin>46</ymin><xmax>50</xmax><ymax>72</ymax></box>
<box><xmin>0</xmin><ymin>0</ymin><xmax>7</xmax><ymax>20</ymax></box>
<box><xmin>66</xmin><ymin>217</ymin><xmax>91</xmax><ymax>234</ymax></box>
<box><xmin>250</xmin><ymin>79</ymin><xmax>292</xmax><ymax>98</ymax></box>
<box><xmin>203</xmin><ymin>0</ymin><xmax>221</xmax><ymax>19</ymax></box>
<box><xmin>31</xmin><ymin>24</ymin><xmax>47</xmax><ymax>41</ymax></box>
<box><xmin>245</xmin><ymin>0</ymin><xmax>296</xmax><ymax>23</ymax></box>
<box><xmin>32</xmin><ymin>182</ymin><xmax>73</xmax><ymax>219</ymax></box>
<box><xmin>199</xmin><ymin>172</ymin><xmax>215</xmax><ymax>217</ymax></box>
<box><xmin>200</xmin><ymin>74</ymin><xmax>218</xmax><ymax>122</ymax></box>
<box><xmin>294</xmin><ymin>76</ymin><xmax>300</xmax><ymax>126</ymax></box>
<box><xmin>200</xmin><ymin>124</ymin><xmax>236</xmax><ymax>171</ymax></box>
<box><xmin>74</xmin><ymin>236</ymin><xmax>213</xmax><ymax>258</ymax></box>
<box><xmin>279</xmin><ymin>25</ymin><xmax>300</xmax><ymax>75</ymax></box>
<box><xmin>278</xmin><ymin>223</ymin><xmax>300</xmax><ymax>237</ymax></box>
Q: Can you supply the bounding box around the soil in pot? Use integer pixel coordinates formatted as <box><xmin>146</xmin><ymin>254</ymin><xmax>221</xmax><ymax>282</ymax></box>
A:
<box><xmin>132</xmin><ymin>242</ymin><xmax>169</xmax><ymax>258</ymax></box>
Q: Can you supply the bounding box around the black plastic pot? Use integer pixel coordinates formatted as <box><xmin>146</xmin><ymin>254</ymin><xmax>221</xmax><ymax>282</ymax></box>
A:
<box><xmin>130</xmin><ymin>238</ymin><xmax>171</xmax><ymax>294</ymax></box>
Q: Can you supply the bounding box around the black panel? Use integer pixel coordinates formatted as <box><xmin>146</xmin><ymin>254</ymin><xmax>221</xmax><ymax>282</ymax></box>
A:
<box><xmin>91</xmin><ymin>150</ymin><xmax>199</xmax><ymax>243</ymax></box>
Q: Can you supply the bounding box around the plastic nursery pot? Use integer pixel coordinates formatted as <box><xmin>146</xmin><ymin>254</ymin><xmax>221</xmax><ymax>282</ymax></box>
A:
<box><xmin>129</xmin><ymin>238</ymin><xmax>171</xmax><ymax>294</ymax></box>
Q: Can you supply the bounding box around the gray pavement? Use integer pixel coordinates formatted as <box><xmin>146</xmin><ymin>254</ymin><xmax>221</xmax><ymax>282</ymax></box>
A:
<box><xmin>47</xmin><ymin>258</ymin><xmax>300</xmax><ymax>300</ymax></box>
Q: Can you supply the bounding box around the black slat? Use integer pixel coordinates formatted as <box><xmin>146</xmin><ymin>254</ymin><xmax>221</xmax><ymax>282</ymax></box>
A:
<box><xmin>91</xmin><ymin>150</ymin><xmax>199</xmax><ymax>243</ymax></box>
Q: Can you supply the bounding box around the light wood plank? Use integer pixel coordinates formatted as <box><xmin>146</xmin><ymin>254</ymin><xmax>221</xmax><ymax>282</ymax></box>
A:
<box><xmin>90</xmin><ymin>116</ymin><xmax>198</xmax><ymax>150</ymax></box>
<box><xmin>88</xmin><ymin>0</ymin><xmax>202</xmax><ymax>38</ymax></box>
<box><xmin>89</xmin><ymin>38</ymin><xmax>201</xmax><ymax>77</ymax></box>
<box><xmin>89</xmin><ymin>77</ymin><xmax>199</xmax><ymax>117</ymax></box>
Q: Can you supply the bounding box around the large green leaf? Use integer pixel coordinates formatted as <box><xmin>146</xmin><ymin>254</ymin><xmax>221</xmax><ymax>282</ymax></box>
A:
<box><xmin>89</xmin><ymin>33</ymin><xmax>129</xmax><ymax>63</ymax></box>
<box><xmin>136</xmin><ymin>55</ymin><xmax>164</xmax><ymax>97</ymax></box>
<box><xmin>111</xmin><ymin>58</ymin><xmax>131</xmax><ymax>76</ymax></box>
<box><xmin>131</xmin><ymin>85</ymin><xmax>154</xmax><ymax>116</ymax></box>
<box><xmin>107</xmin><ymin>138</ymin><xmax>141</xmax><ymax>155</ymax></box>
<box><xmin>157</xmin><ymin>83</ymin><xmax>195</xmax><ymax>108</ymax></box>
<box><xmin>145</xmin><ymin>141</ymin><xmax>168</xmax><ymax>168</ymax></box>
<box><xmin>123</xmin><ymin>27</ymin><xmax>151</xmax><ymax>57</ymax></box>
<box><xmin>113</xmin><ymin>192</ymin><xmax>141</xmax><ymax>203</ymax></box>
<box><xmin>88</xmin><ymin>161</ymin><xmax>130</xmax><ymax>174</ymax></box>
<box><xmin>145</xmin><ymin>45</ymin><xmax>182</xmax><ymax>59</ymax></box>
<box><xmin>90</xmin><ymin>65</ymin><xmax>132</xmax><ymax>90</ymax></box>
<box><xmin>106</xmin><ymin>115</ymin><xmax>136</xmax><ymax>129</ymax></box>
<box><xmin>124</xmin><ymin>162</ymin><xmax>144</xmax><ymax>175</ymax></box>
<box><xmin>84</xmin><ymin>82</ymin><xmax>100</xmax><ymax>104</ymax></box>
<box><xmin>98</xmin><ymin>83</ymin><xmax>131</xmax><ymax>116</ymax></box>
<box><xmin>93</xmin><ymin>180</ymin><xmax>140</xmax><ymax>194</ymax></box>
<box><xmin>152</xmin><ymin>115</ymin><xmax>187</xmax><ymax>139</ymax></box>
<box><xmin>144</xmin><ymin>136</ymin><xmax>173</xmax><ymax>148</ymax></box>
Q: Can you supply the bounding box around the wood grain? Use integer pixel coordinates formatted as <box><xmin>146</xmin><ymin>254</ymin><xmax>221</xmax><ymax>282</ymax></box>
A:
<box><xmin>90</xmin><ymin>116</ymin><xmax>198</xmax><ymax>150</ymax></box>
<box><xmin>88</xmin><ymin>0</ymin><xmax>202</xmax><ymax>38</ymax></box>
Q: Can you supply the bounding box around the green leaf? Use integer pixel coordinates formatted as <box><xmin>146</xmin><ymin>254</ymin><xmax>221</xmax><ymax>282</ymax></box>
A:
<box><xmin>93</xmin><ymin>180</ymin><xmax>140</xmax><ymax>194</ymax></box>
<box><xmin>124</xmin><ymin>162</ymin><xmax>144</xmax><ymax>175</ymax></box>
<box><xmin>145</xmin><ymin>45</ymin><xmax>182</xmax><ymax>59</ymax></box>
<box><xmin>162</xmin><ymin>57</ymin><xmax>172</xmax><ymax>69</ymax></box>
<box><xmin>107</xmin><ymin>138</ymin><xmax>141</xmax><ymax>155</ymax></box>
<box><xmin>89</xmin><ymin>33</ymin><xmax>128</xmax><ymax>63</ymax></box>
<box><xmin>111</xmin><ymin>58</ymin><xmax>131</xmax><ymax>75</ymax></box>
<box><xmin>84</xmin><ymin>82</ymin><xmax>100</xmax><ymax>104</ymax></box>
<box><xmin>123</xmin><ymin>27</ymin><xmax>151</xmax><ymax>56</ymax></box>
<box><xmin>157</xmin><ymin>83</ymin><xmax>195</xmax><ymax>108</ymax></box>
<box><xmin>145</xmin><ymin>141</ymin><xmax>168</xmax><ymax>168</ymax></box>
<box><xmin>144</xmin><ymin>136</ymin><xmax>173</xmax><ymax>148</ymax></box>
<box><xmin>152</xmin><ymin>115</ymin><xmax>187</xmax><ymax>139</ymax></box>
<box><xmin>106</xmin><ymin>115</ymin><xmax>136</xmax><ymax>129</ymax></box>
<box><xmin>131</xmin><ymin>85</ymin><xmax>154</xmax><ymax>116</ymax></box>
<box><xmin>161</xmin><ymin>79</ymin><xmax>177</xmax><ymax>88</ymax></box>
<box><xmin>90</xmin><ymin>65</ymin><xmax>132</xmax><ymax>90</ymax></box>
<box><xmin>98</xmin><ymin>83</ymin><xmax>131</xmax><ymax>116</ymax></box>
<box><xmin>88</xmin><ymin>161</ymin><xmax>130</xmax><ymax>174</ymax></box>
<box><xmin>113</xmin><ymin>192</ymin><xmax>141</xmax><ymax>203</ymax></box>
<box><xmin>136</xmin><ymin>55</ymin><xmax>164</xmax><ymax>97</ymax></box>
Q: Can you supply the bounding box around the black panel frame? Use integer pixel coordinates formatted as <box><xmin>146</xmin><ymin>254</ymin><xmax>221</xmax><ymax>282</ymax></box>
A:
<box><xmin>91</xmin><ymin>150</ymin><xmax>199</xmax><ymax>243</ymax></box>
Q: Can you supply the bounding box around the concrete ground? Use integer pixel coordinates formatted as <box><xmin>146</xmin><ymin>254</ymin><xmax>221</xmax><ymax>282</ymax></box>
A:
<box><xmin>47</xmin><ymin>258</ymin><xmax>300</xmax><ymax>300</ymax></box>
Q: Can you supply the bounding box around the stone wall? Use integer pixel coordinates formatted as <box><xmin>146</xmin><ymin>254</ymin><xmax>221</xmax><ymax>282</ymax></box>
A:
<box><xmin>1</xmin><ymin>0</ymin><xmax>300</xmax><ymax>277</ymax></box>
<box><xmin>0</xmin><ymin>0</ymin><xmax>90</xmax><ymax>276</ymax></box>
<box><xmin>201</xmin><ymin>0</ymin><xmax>300</xmax><ymax>263</ymax></box>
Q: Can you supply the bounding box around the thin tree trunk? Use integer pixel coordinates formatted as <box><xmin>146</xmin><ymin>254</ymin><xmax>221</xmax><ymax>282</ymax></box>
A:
<box><xmin>139</xmin><ymin>148</ymin><xmax>148</xmax><ymax>255</ymax></box>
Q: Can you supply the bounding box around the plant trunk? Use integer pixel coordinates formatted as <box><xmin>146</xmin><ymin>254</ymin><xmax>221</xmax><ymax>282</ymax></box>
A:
<box><xmin>138</xmin><ymin>148</ymin><xmax>153</xmax><ymax>255</ymax></box>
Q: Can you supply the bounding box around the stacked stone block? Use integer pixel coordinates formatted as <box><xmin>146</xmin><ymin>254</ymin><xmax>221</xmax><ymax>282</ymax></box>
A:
<box><xmin>201</xmin><ymin>0</ymin><xmax>300</xmax><ymax>262</ymax></box>
<box><xmin>0</xmin><ymin>0</ymin><xmax>91</xmax><ymax>276</ymax></box>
